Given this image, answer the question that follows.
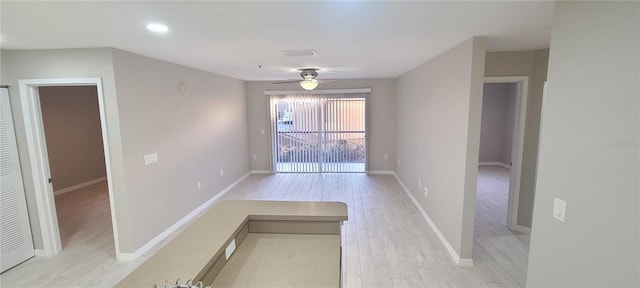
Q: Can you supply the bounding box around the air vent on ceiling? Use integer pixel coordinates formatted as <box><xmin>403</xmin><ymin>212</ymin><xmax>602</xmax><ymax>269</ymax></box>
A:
<box><xmin>281</xmin><ymin>49</ymin><xmax>317</xmax><ymax>57</ymax></box>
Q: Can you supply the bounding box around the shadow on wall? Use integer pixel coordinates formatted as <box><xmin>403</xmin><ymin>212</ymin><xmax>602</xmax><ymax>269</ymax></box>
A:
<box><xmin>38</xmin><ymin>85</ymin><xmax>107</xmax><ymax>193</ymax></box>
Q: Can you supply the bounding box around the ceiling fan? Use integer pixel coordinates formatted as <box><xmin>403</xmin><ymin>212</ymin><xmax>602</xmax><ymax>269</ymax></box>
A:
<box><xmin>272</xmin><ymin>68</ymin><xmax>337</xmax><ymax>90</ymax></box>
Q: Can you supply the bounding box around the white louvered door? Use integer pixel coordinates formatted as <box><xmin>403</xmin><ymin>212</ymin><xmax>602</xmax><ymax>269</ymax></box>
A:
<box><xmin>0</xmin><ymin>87</ymin><xmax>34</xmax><ymax>273</ymax></box>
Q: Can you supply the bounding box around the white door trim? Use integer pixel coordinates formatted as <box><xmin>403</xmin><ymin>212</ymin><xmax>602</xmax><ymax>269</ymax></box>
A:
<box><xmin>18</xmin><ymin>78</ymin><xmax>120</xmax><ymax>257</ymax></box>
<box><xmin>483</xmin><ymin>76</ymin><xmax>529</xmax><ymax>231</ymax></box>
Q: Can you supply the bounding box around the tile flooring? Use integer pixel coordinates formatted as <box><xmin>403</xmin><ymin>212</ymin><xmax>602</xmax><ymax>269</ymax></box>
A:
<box><xmin>1</xmin><ymin>166</ymin><xmax>529</xmax><ymax>287</ymax></box>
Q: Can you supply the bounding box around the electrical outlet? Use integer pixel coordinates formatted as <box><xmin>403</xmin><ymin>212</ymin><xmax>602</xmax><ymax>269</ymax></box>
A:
<box><xmin>220</xmin><ymin>169</ymin><xmax>224</xmax><ymax>177</ymax></box>
<box><xmin>144</xmin><ymin>152</ymin><xmax>158</xmax><ymax>165</ymax></box>
<box><xmin>418</xmin><ymin>179</ymin><xmax>421</xmax><ymax>188</ymax></box>
<box><xmin>197</xmin><ymin>182</ymin><xmax>201</xmax><ymax>190</ymax></box>
<box><xmin>384</xmin><ymin>154</ymin><xmax>389</xmax><ymax>160</ymax></box>
<box><xmin>260</xmin><ymin>129</ymin><xmax>265</xmax><ymax>135</ymax></box>
<box><xmin>252</xmin><ymin>154</ymin><xmax>257</xmax><ymax>160</ymax></box>
<box><xmin>424</xmin><ymin>186</ymin><xmax>429</xmax><ymax>198</ymax></box>
<box><xmin>225</xmin><ymin>238</ymin><xmax>236</xmax><ymax>260</ymax></box>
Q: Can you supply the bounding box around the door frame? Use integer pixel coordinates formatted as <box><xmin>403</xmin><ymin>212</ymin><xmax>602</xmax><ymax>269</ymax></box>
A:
<box><xmin>18</xmin><ymin>78</ymin><xmax>120</xmax><ymax>257</ymax></box>
<box><xmin>482</xmin><ymin>76</ymin><xmax>529</xmax><ymax>232</ymax></box>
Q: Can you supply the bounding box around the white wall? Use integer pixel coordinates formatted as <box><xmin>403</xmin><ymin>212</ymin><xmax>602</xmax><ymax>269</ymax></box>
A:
<box><xmin>111</xmin><ymin>49</ymin><xmax>249</xmax><ymax>252</ymax></box>
<box><xmin>396</xmin><ymin>37</ymin><xmax>486</xmax><ymax>260</ymax></box>
<box><xmin>246</xmin><ymin>79</ymin><xmax>397</xmax><ymax>172</ymax></box>
<box><xmin>527</xmin><ymin>1</ymin><xmax>639</xmax><ymax>286</ymax></box>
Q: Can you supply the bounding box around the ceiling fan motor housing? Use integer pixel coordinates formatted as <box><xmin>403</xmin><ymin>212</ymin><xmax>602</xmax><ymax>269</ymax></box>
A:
<box><xmin>300</xmin><ymin>68</ymin><xmax>319</xmax><ymax>80</ymax></box>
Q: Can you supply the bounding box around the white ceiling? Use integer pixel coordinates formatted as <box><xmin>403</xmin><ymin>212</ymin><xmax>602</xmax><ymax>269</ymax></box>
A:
<box><xmin>0</xmin><ymin>1</ymin><xmax>554</xmax><ymax>81</ymax></box>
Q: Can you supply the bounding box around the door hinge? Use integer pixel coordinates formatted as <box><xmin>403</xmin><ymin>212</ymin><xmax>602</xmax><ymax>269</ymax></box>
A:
<box><xmin>48</xmin><ymin>178</ymin><xmax>52</xmax><ymax>184</ymax></box>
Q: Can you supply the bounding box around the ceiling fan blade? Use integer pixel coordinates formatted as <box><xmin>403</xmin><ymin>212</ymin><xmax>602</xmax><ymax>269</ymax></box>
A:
<box><xmin>272</xmin><ymin>80</ymin><xmax>301</xmax><ymax>84</ymax></box>
<box><xmin>316</xmin><ymin>79</ymin><xmax>339</xmax><ymax>83</ymax></box>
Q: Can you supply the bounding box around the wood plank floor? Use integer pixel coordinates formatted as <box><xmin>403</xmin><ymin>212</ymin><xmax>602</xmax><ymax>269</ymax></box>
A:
<box><xmin>0</xmin><ymin>167</ymin><xmax>529</xmax><ymax>287</ymax></box>
<box><xmin>1</xmin><ymin>181</ymin><xmax>136</xmax><ymax>287</ymax></box>
<box><xmin>473</xmin><ymin>166</ymin><xmax>530</xmax><ymax>287</ymax></box>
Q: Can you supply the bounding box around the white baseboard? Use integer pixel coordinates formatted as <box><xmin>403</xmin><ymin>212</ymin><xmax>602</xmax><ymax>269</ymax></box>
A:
<box><xmin>512</xmin><ymin>224</ymin><xmax>532</xmax><ymax>234</ymax></box>
<box><xmin>34</xmin><ymin>249</ymin><xmax>46</xmax><ymax>257</ymax></box>
<box><xmin>392</xmin><ymin>172</ymin><xmax>473</xmax><ymax>267</ymax></box>
<box><xmin>117</xmin><ymin>171</ymin><xmax>252</xmax><ymax>261</ymax></box>
<box><xmin>54</xmin><ymin>176</ymin><xmax>107</xmax><ymax>196</ymax></box>
<box><xmin>498</xmin><ymin>162</ymin><xmax>511</xmax><ymax>169</ymax></box>
<box><xmin>478</xmin><ymin>162</ymin><xmax>511</xmax><ymax>169</ymax></box>
<box><xmin>457</xmin><ymin>258</ymin><xmax>474</xmax><ymax>267</ymax></box>
<box><xmin>250</xmin><ymin>170</ymin><xmax>273</xmax><ymax>174</ymax></box>
<box><xmin>366</xmin><ymin>170</ymin><xmax>394</xmax><ymax>175</ymax></box>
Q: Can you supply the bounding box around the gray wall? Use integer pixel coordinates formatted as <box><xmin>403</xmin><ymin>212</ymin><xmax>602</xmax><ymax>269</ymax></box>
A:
<box><xmin>527</xmin><ymin>1</ymin><xmax>639</xmax><ymax>286</ymax></box>
<box><xmin>246</xmin><ymin>79</ymin><xmax>397</xmax><ymax>172</ymax></box>
<box><xmin>479</xmin><ymin>83</ymin><xmax>516</xmax><ymax>165</ymax></box>
<box><xmin>502</xmin><ymin>86</ymin><xmax>516</xmax><ymax>165</ymax></box>
<box><xmin>111</xmin><ymin>49</ymin><xmax>250</xmax><ymax>252</ymax></box>
<box><xmin>1</xmin><ymin>48</ymin><xmax>250</xmax><ymax>254</ymax></box>
<box><xmin>484</xmin><ymin>49</ymin><xmax>549</xmax><ymax>228</ymax></box>
<box><xmin>1</xmin><ymin>48</ymin><xmax>122</xmax><ymax>251</ymax></box>
<box><xmin>39</xmin><ymin>86</ymin><xmax>106</xmax><ymax>191</ymax></box>
<box><xmin>395</xmin><ymin>37</ymin><xmax>486</xmax><ymax>260</ymax></box>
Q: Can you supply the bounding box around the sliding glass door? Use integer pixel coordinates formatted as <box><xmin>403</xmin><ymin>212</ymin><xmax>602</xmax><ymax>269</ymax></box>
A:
<box><xmin>269</xmin><ymin>90</ymin><xmax>368</xmax><ymax>173</ymax></box>
<box><xmin>274</xmin><ymin>96</ymin><xmax>322</xmax><ymax>172</ymax></box>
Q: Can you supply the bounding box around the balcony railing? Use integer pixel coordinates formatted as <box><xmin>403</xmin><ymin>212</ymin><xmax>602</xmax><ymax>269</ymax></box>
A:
<box><xmin>276</xmin><ymin>131</ymin><xmax>365</xmax><ymax>173</ymax></box>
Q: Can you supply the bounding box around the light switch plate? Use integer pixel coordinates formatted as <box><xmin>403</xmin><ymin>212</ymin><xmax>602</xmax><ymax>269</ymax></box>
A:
<box><xmin>144</xmin><ymin>152</ymin><xmax>158</xmax><ymax>165</ymax></box>
<box><xmin>553</xmin><ymin>198</ymin><xmax>567</xmax><ymax>223</ymax></box>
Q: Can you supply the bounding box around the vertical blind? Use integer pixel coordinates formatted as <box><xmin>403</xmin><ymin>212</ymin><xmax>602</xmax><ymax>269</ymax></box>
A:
<box><xmin>267</xmin><ymin>89</ymin><xmax>369</xmax><ymax>173</ymax></box>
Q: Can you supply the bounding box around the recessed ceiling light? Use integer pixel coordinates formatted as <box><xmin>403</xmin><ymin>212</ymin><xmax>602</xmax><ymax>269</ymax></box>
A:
<box><xmin>146</xmin><ymin>23</ymin><xmax>169</xmax><ymax>33</ymax></box>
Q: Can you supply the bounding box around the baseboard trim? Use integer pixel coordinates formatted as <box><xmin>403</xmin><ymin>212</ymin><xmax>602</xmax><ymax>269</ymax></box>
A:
<box><xmin>392</xmin><ymin>172</ymin><xmax>473</xmax><ymax>267</ymax></box>
<box><xmin>512</xmin><ymin>224</ymin><xmax>532</xmax><ymax>234</ymax></box>
<box><xmin>366</xmin><ymin>170</ymin><xmax>394</xmax><ymax>175</ymax></box>
<box><xmin>34</xmin><ymin>249</ymin><xmax>46</xmax><ymax>257</ymax></box>
<box><xmin>458</xmin><ymin>258</ymin><xmax>474</xmax><ymax>267</ymax></box>
<box><xmin>117</xmin><ymin>171</ymin><xmax>252</xmax><ymax>261</ymax></box>
<box><xmin>478</xmin><ymin>162</ymin><xmax>511</xmax><ymax>169</ymax></box>
<box><xmin>250</xmin><ymin>170</ymin><xmax>273</xmax><ymax>174</ymax></box>
<box><xmin>54</xmin><ymin>176</ymin><xmax>107</xmax><ymax>196</ymax></box>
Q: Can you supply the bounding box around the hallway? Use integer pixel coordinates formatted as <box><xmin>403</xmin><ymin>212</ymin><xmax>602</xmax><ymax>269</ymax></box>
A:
<box><xmin>473</xmin><ymin>166</ymin><xmax>531</xmax><ymax>287</ymax></box>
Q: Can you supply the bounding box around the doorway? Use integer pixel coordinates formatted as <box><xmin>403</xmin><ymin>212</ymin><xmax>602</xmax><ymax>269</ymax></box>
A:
<box><xmin>473</xmin><ymin>77</ymin><xmax>530</xmax><ymax>285</ymax></box>
<box><xmin>268</xmin><ymin>89</ymin><xmax>369</xmax><ymax>173</ymax></box>
<box><xmin>477</xmin><ymin>77</ymin><xmax>529</xmax><ymax>231</ymax></box>
<box><xmin>18</xmin><ymin>78</ymin><xmax>119</xmax><ymax>258</ymax></box>
<box><xmin>38</xmin><ymin>86</ymin><xmax>112</xmax><ymax>251</ymax></box>
<box><xmin>476</xmin><ymin>81</ymin><xmax>518</xmax><ymax>228</ymax></box>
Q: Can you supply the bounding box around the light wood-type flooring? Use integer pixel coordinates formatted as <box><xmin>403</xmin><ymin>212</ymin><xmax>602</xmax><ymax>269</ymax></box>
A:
<box><xmin>472</xmin><ymin>166</ymin><xmax>530</xmax><ymax>287</ymax></box>
<box><xmin>0</xmin><ymin>166</ymin><xmax>529</xmax><ymax>287</ymax></box>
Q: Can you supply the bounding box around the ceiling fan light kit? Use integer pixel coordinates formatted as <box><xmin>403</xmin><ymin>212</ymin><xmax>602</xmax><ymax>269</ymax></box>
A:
<box><xmin>299</xmin><ymin>68</ymin><xmax>319</xmax><ymax>90</ymax></box>
<box><xmin>300</xmin><ymin>79</ymin><xmax>319</xmax><ymax>90</ymax></box>
<box><xmin>273</xmin><ymin>68</ymin><xmax>337</xmax><ymax>91</ymax></box>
